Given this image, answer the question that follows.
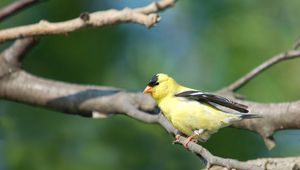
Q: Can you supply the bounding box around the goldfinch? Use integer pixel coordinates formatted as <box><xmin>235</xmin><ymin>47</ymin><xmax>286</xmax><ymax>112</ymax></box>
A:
<box><xmin>143</xmin><ymin>73</ymin><xmax>260</xmax><ymax>147</ymax></box>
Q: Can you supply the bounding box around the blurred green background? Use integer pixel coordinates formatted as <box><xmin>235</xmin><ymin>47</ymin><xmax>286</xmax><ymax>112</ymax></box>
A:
<box><xmin>1</xmin><ymin>0</ymin><xmax>300</xmax><ymax>169</ymax></box>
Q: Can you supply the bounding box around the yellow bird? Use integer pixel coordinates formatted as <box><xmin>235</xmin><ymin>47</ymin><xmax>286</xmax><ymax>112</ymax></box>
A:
<box><xmin>143</xmin><ymin>73</ymin><xmax>260</xmax><ymax>147</ymax></box>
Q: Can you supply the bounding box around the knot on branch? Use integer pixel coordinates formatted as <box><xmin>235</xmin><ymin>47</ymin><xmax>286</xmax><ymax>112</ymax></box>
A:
<box><xmin>80</xmin><ymin>12</ymin><xmax>90</xmax><ymax>22</ymax></box>
<box><xmin>146</xmin><ymin>13</ymin><xmax>160</xmax><ymax>28</ymax></box>
<box><xmin>0</xmin><ymin>56</ymin><xmax>20</xmax><ymax>79</ymax></box>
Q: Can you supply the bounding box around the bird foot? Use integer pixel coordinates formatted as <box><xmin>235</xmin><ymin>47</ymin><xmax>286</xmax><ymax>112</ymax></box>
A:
<box><xmin>183</xmin><ymin>135</ymin><xmax>197</xmax><ymax>148</ymax></box>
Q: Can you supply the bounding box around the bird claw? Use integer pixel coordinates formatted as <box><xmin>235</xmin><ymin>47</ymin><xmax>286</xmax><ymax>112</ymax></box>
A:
<box><xmin>183</xmin><ymin>139</ymin><xmax>191</xmax><ymax>148</ymax></box>
<box><xmin>183</xmin><ymin>135</ymin><xmax>197</xmax><ymax>148</ymax></box>
<box><xmin>173</xmin><ymin>133</ymin><xmax>198</xmax><ymax>148</ymax></box>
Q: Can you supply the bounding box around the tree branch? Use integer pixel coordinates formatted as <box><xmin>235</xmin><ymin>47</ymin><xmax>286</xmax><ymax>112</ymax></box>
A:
<box><xmin>225</xmin><ymin>50</ymin><xmax>300</xmax><ymax>92</ymax></box>
<box><xmin>0</xmin><ymin>70</ymin><xmax>156</xmax><ymax>118</ymax></box>
<box><xmin>220</xmin><ymin>94</ymin><xmax>300</xmax><ymax>150</ymax></box>
<box><xmin>211</xmin><ymin>157</ymin><xmax>300</xmax><ymax>170</ymax></box>
<box><xmin>174</xmin><ymin>135</ymin><xmax>263</xmax><ymax>170</ymax></box>
<box><xmin>0</xmin><ymin>70</ymin><xmax>262</xmax><ymax>170</ymax></box>
<box><xmin>1</xmin><ymin>38</ymin><xmax>37</xmax><ymax>65</ymax></box>
<box><xmin>0</xmin><ymin>0</ymin><xmax>175</xmax><ymax>43</ymax></box>
<box><xmin>135</xmin><ymin>0</ymin><xmax>176</xmax><ymax>14</ymax></box>
<box><xmin>0</xmin><ymin>38</ymin><xmax>37</xmax><ymax>79</ymax></box>
<box><xmin>0</xmin><ymin>0</ymin><xmax>39</xmax><ymax>22</ymax></box>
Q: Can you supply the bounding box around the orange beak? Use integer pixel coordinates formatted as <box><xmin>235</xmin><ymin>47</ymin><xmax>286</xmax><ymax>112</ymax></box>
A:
<box><xmin>143</xmin><ymin>86</ymin><xmax>153</xmax><ymax>94</ymax></box>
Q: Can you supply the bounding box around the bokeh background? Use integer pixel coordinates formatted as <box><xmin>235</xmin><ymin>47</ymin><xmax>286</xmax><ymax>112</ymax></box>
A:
<box><xmin>1</xmin><ymin>0</ymin><xmax>300</xmax><ymax>169</ymax></box>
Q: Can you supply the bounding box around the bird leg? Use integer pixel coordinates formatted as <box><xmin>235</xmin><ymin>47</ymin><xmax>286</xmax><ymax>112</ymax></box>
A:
<box><xmin>183</xmin><ymin>134</ymin><xmax>198</xmax><ymax>148</ymax></box>
<box><xmin>183</xmin><ymin>129</ymin><xmax>205</xmax><ymax>148</ymax></box>
<box><xmin>173</xmin><ymin>134</ymin><xmax>197</xmax><ymax>146</ymax></box>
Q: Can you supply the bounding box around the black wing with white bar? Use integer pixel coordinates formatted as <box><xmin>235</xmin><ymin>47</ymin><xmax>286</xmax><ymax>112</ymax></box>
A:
<box><xmin>175</xmin><ymin>91</ymin><xmax>249</xmax><ymax>113</ymax></box>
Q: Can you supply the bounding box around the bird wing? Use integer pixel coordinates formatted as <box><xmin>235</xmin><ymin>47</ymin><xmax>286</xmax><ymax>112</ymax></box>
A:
<box><xmin>174</xmin><ymin>90</ymin><xmax>249</xmax><ymax>113</ymax></box>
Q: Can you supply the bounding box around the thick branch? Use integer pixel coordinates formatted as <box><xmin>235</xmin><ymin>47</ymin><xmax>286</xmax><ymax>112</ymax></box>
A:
<box><xmin>0</xmin><ymin>70</ymin><xmax>158</xmax><ymax>120</ymax></box>
<box><xmin>0</xmin><ymin>0</ymin><xmax>175</xmax><ymax>43</ymax></box>
<box><xmin>0</xmin><ymin>0</ymin><xmax>39</xmax><ymax>22</ymax></box>
<box><xmin>211</xmin><ymin>157</ymin><xmax>300</xmax><ymax>170</ymax></box>
<box><xmin>228</xmin><ymin>97</ymin><xmax>300</xmax><ymax>150</ymax></box>
<box><xmin>225</xmin><ymin>50</ymin><xmax>300</xmax><ymax>92</ymax></box>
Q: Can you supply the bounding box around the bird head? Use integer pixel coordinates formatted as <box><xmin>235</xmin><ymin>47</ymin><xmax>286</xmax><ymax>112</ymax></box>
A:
<box><xmin>143</xmin><ymin>73</ymin><xmax>178</xmax><ymax>101</ymax></box>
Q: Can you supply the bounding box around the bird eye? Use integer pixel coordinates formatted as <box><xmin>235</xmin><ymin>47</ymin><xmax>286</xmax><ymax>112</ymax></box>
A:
<box><xmin>148</xmin><ymin>81</ymin><xmax>159</xmax><ymax>87</ymax></box>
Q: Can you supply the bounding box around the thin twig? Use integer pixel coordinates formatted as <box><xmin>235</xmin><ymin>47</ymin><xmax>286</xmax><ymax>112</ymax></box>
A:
<box><xmin>225</xmin><ymin>50</ymin><xmax>300</xmax><ymax>92</ymax></box>
<box><xmin>0</xmin><ymin>0</ymin><xmax>175</xmax><ymax>43</ymax></box>
<box><xmin>0</xmin><ymin>0</ymin><xmax>39</xmax><ymax>22</ymax></box>
<box><xmin>134</xmin><ymin>0</ymin><xmax>176</xmax><ymax>14</ymax></box>
<box><xmin>0</xmin><ymin>10</ymin><xmax>158</xmax><ymax>43</ymax></box>
<box><xmin>292</xmin><ymin>36</ymin><xmax>300</xmax><ymax>50</ymax></box>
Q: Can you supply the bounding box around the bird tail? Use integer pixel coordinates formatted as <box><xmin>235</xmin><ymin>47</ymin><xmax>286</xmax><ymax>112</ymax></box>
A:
<box><xmin>240</xmin><ymin>114</ymin><xmax>262</xmax><ymax>119</ymax></box>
